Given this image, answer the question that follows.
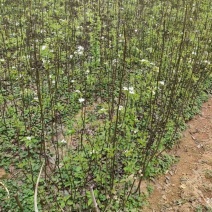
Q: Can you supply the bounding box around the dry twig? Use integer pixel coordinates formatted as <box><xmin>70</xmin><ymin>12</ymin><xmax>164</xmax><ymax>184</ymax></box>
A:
<box><xmin>34</xmin><ymin>162</ymin><xmax>44</xmax><ymax>212</ymax></box>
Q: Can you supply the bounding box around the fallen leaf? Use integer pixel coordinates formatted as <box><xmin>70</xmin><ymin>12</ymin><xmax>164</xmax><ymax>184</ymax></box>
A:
<box><xmin>0</xmin><ymin>168</ymin><xmax>8</xmax><ymax>179</ymax></box>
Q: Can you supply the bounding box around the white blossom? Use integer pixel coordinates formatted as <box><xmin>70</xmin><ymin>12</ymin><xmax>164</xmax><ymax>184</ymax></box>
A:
<box><xmin>129</xmin><ymin>87</ymin><xmax>135</xmax><ymax>94</ymax></box>
<box><xmin>112</xmin><ymin>59</ymin><xmax>118</xmax><ymax>64</ymax></box>
<box><xmin>141</xmin><ymin>59</ymin><xmax>148</xmax><ymax>63</ymax></box>
<box><xmin>78</xmin><ymin>98</ymin><xmax>85</xmax><ymax>103</ymax></box>
<box><xmin>41</xmin><ymin>45</ymin><xmax>46</xmax><ymax>50</ymax></box>
<box><xmin>204</xmin><ymin>60</ymin><xmax>210</xmax><ymax>64</ymax></box>
<box><xmin>77</xmin><ymin>45</ymin><xmax>84</xmax><ymax>51</ymax></box>
<box><xmin>129</xmin><ymin>87</ymin><xmax>134</xmax><ymax>91</ymax></box>
<box><xmin>159</xmin><ymin>81</ymin><xmax>165</xmax><ymax>86</ymax></box>
<box><xmin>89</xmin><ymin>150</ymin><xmax>95</xmax><ymax>154</ymax></box>
<box><xmin>60</xmin><ymin>139</ymin><xmax>67</xmax><ymax>144</ymax></box>
<box><xmin>75</xmin><ymin>90</ymin><xmax>81</xmax><ymax>93</ymax></box>
<box><xmin>123</xmin><ymin>86</ymin><xmax>135</xmax><ymax>94</ymax></box>
<box><xmin>26</xmin><ymin>136</ymin><xmax>32</xmax><ymax>140</ymax></box>
<box><xmin>74</xmin><ymin>45</ymin><xmax>84</xmax><ymax>56</ymax></box>
<box><xmin>119</xmin><ymin>105</ymin><xmax>124</xmax><ymax>111</ymax></box>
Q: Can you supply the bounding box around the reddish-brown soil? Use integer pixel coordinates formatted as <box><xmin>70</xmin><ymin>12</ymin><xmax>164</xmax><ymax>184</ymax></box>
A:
<box><xmin>144</xmin><ymin>97</ymin><xmax>212</xmax><ymax>211</ymax></box>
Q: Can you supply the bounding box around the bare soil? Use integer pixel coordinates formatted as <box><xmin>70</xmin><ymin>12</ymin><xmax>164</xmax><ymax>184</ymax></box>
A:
<box><xmin>144</xmin><ymin>97</ymin><xmax>212</xmax><ymax>212</ymax></box>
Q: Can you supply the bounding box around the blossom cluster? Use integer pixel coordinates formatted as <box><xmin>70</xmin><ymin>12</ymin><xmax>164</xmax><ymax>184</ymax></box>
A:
<box><xmin>123</xmin><ymin>86</ymin><xmax>135</xmax><ymax>94</ymax></box>
<box><xmin>74</xmin><ymin>45</ymin><xmax>84</xmax><ymax>56</ymax></box>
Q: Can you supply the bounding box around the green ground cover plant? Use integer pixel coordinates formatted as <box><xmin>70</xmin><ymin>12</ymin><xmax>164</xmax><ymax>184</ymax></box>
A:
<box><xmin>0</xmin><ymin>0</ymin><xmax>211</xmax><ymax>211</ymax></box>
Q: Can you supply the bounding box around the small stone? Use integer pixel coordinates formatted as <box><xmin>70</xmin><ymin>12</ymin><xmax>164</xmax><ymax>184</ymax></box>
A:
<box><xmin>166</xmin><ymin>176</ymin><xmax>170</xmax><ymax>180</ymax></box>
<box><xmin>191</xmin><ymin>135</ymin><xmax>196</xmax><ymax>140</ymax></box>
<box><xmin>165</xmin><ymin>178</ymin><xmax>169</xmax><ymax>184</ymax></box>
<box><xmin>180</xmin><ymin>184</ymin><xmax>186</xmax><ymax>189</ymax></box>
<box><xmin>197</xmin><ymin>144</ymin><xmax>202</xmax><ymax>148</ymax></box>
<box><xmin>162</xmin><ymin>195</ymin><xmax>167</xmax><ymax>200</ymax></box>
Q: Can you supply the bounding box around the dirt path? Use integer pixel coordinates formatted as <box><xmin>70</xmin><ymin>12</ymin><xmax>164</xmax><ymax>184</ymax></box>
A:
<box><xmin>144</xmin><ymin>97</ymin><xmax>212</xmax><ymax>211</ymax></box>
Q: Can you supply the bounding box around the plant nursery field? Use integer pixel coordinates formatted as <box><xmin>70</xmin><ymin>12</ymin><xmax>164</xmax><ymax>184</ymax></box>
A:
<box><xmin>0</xmin><ymin>0</ymin><xmax>211</xmax><ymax>211</ymax></box>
